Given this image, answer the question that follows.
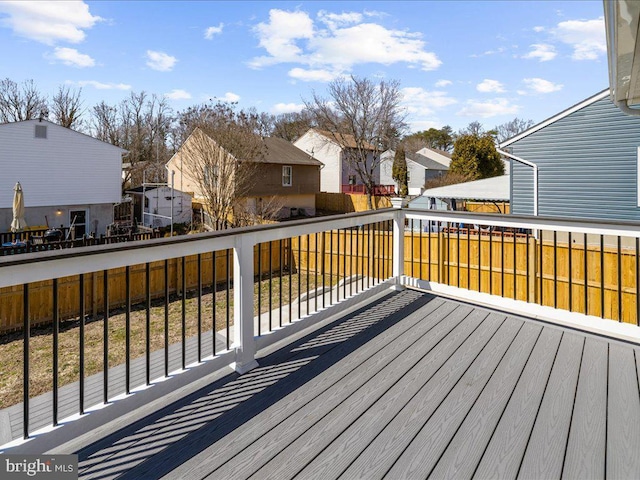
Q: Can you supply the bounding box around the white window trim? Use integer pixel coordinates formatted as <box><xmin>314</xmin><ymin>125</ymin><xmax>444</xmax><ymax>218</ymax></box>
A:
<box><xmin>283</xmin><ymin>165</ymin><xmax>292</xmax><ymax>187</ymax></box>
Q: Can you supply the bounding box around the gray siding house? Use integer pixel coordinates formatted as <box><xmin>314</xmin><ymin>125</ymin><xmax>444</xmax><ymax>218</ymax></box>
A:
<box><xmin>500</xmin><ymin>89</ymin><xmax>640</xmax><ymax>221</ymax></box>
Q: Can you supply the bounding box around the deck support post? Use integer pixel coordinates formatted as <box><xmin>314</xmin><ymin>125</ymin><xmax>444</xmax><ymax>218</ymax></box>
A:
<box><xmin>391</xmin><ymin>204</ymin><xmax>405</xmax><ymax>291</ymax></box>
<box><xmin>232</xmin><ymin>233</ymin><xmax>258</xmax><ymax>374</ymax></box>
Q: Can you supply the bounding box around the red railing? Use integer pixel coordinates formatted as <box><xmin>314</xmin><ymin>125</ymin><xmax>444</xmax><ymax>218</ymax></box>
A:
<box><xmin>341</xmin><ymin>184</ymin><xmax>396</xmax><ymax>195</ymax></box>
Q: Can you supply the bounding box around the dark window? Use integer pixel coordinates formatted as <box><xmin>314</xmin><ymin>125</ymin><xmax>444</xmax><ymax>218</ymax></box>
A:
<box><xmin>35</xmin><ymin>125</ymin><xmax>47</xmax><ymax>139</ymax></box>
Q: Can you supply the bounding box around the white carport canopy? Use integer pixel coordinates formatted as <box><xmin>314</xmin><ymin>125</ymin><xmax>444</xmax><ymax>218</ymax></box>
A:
<box><xmin>411</xmin><ymin>174</ymin><xmax>510</xmax><ymax>203</ymax></box>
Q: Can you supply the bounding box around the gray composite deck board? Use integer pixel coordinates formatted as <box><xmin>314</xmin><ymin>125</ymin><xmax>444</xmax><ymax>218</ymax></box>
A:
<box><xmin>238</xmin><ymin>304</ymin><xmax>481</xmax><ymax>480</ymax></box>
<box><xmin>337</xmin><ymin>312</ymin><xmax>506</xmax><ymax>480</ymax></box>
<box><xmin>518</xmin><ymin>332</ymin><xmax>584</xmax><ymax>479</ymax></box>
<box><xmin>472</xmin><ymin>327</ymin><xmax>563</xmax><ymax>479</ymax></box>
<box><xmin>56</xmin><ymin>290</ymin><xmax>640</xmax><ymax>480</ymax></box>
<box><xmin>562</xmin><ymin>337</ymin><xmax>608</xmax><ymax>479</ymax></box>
<box><xmin>607</xmin><ymin>343</ymin><xmax>640</xmax><ymax>479</ymax></box>
<box><xmin>78</xmin><ymin>290</ymin><xmax>436</xmax><ymax>479</ymax></box>
<box><xmin>427</xmin><ymin>322</ymin><xmax>543</xmax><ymax>480</ymax></box>
<box><xmin>207</xmin><ymin>301</ymin><xmax>470</xmax><ymax>480</ymax></box>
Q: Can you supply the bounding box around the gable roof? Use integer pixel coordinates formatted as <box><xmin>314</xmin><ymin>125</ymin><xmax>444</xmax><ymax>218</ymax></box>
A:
<box><xmin>261</xmin><ymin>137</ymin><xmax>323</xmax><ymax>166</ymax></box>
<box><xmin>500</xmin><ymin>89</ymin><xmax>610</xmax><ymax>147</ymax></box>
<box><xmin>312</xmin><ymin>129</ymin><xmax>376</xmax><ymax>150</ymax></box>
<box><xmin>416</xmin><ymin>146</ymin><xmax>452</xmax><ymax>168</ymax></box>
<box><xmin>0</xmin><ymin>119</ymin><xmax>128</xmax><ymax>154</ymax></box>
<box><xmin>384</xmin><ymin>149</ymin><xmax>448</xmax><ymax>171</ymax></box>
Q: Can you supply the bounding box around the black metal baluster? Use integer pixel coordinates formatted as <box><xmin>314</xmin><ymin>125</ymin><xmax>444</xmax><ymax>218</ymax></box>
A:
<box><xmin>23</xmin><ymin>283</ymin><xmax>29</xmax><ymax>439</ymax></box>
<box><xmin>584</xmin><ymin>233</ymin><xmax>588</xmax><ymax>316</ymax></box>
<box><xmin>618</xmin><ymin>236</ymin><xmax>622</xmax><ymax>322</ymax></box>
<box><xmin>79</xmin><ymin>274</ymin><xmax>85</xmax><ymax>415</ymax></box>
<box><xmin>197</xmin><ymin>254</ymin><xmax>202</xmax><ymax>362</ymax></box>
<box><xmin>355</xmin><ymin>228</ymin><xmax>360</xmax><ymax>293</ymax></box>
<box><xmin>568</xmin><ymin>233</ymin><xmax>573</xmax><ymax>311</ymax></box>
<box><xmin>366</xmin><ymin>225</ymin><xmax>371</xmax><ymax>288</ymax></box>
<box><xmin>478</xmin><ymin>227</ymin><xmax>481</xmax><ymax>292</ymax></box>
<box><xmin>279</xmin><ymin>239</ymin><xmax>283</xmax><ymax>327</ymax></box>
<box><xmin>322</xmin><ymin>232</ymin><xmax>327</xmax><ymax>308</ymax></box>
<box><xmin>428</xmin><ymin>221</ymin><xmax>432</xmax><ymax>281</ymax></box>
<box><xmin>125</xmin><ymin>266</ymin><xmax>131</xmax><ymax>394</ymax></box>
<box><xmin>269</xmin><ymin>242</ymin><xmax>273</xmax><ymax>331</ymax></box>
<box><xmin>329</xmin><ymin>231</ymin><xmax>333</xmax><ymax>303</ymax></box>
<box><xmin>103</xmin><ymin>270</ymin><xmax>108</xmax><ymax>404</ymax></box>
<box><xmin>600</xmin><ymin>235</ymin><xmax>605</xmax><ymax>318</ymax></box>
<box><xmin>467</xmin><ymin>227</ymin><xmax>471</xmax><ymax>289</ymax></box>
<box><xmin>411</xmin><ymin>219</ymin><xmax>415</xmax><ymax>278</ymax></box>
<box><xmin>257</xmin><ymin>243</ymin><xmax>262</xmax><ymax>336</ymax></box>
<box><xmin>350</xmin><ymin>228</ymin><xmax>354</xmax><ymax>296</ymax></box>
<box><xmin>181</xmin><ymin>256</ymin><xmax>187</xmax><ymax>369</ymax></box>
<box><xmin>212</xmin><ymin>254</ymin><xmax>216</xmax><ymax>357</ymax></box>
<box><xmin>636</xmin><ymin>238</ymin><xmax>639</xmax><ymax>326</ymax></box>
<box><xmin>501</xmin><ymin>230</ymin><xmax>505</xmax><ymax>297</ymax></box>
<box><xmin>146</xmin><ymin>262</ymin><xmax>151</xmax><ymax>384</ymax></box>
<box><xmin>457</xmin><ymin>226</ymin><xmax>461</xmax><ymax>288</ymax></box>
<box><xmin>419</xmin><ymin>220</ymin><xmax>423</xmax><ymax>281</ymax></box>
<box><xmin>52</xmin><ymin>278</ymin><xmax>59</xmax><ymax>426</ymax></box>
<box><xmin>298</xmin><ymin>236</ymin><xmax>302</xmax><ymax>319</ymax></box>
<box><xmin>336</xmin><ymin>230</ymin><xmax>340</xmax><ymax>302</ymax></box>
<box><xmin>526</xmin><ymin>232</ymin><xmax>530</xmax><ymax>303</ymax></box>
<box><xmin>306</xmin><ymin>234</ymin><xmax>310</xmax><ymax>313</ymax></box>
<box><xmin>489</xmin><ymin>230</ymin><xmax>493</xmax><ymax>294</ymax></box>
<box><xmin>164</xmin><ymin>259</ymin><xmax>169</xmax><ymax>375</ymax></box>
<box><xmin>513</xmin><ymin>231</ymin><xmax>517</xmax><ymax>300</ymax></box>
<box><xmin>447</xmin><ymin>222</ymin><xmax>451</xmax><ymax>285</ymax></box>
<box><xmin>316</xmin><ymin>232</ymin><xmax>320</xmax><ymax>311</ymax></box>
<box><xmin>226</xmin><ymin>249</ymin><xmax>231</xmax><ymax>349</ymax></box>
<box><xmin>289</xmin><ymin>238</ymin><xmax>293</xmax><ymax>322</ymax></box>
<box><xmin>553</xmin><ymin>231</ymin><xmax>558</xmax><ymax>309</ymax></box>
<box><xmin>343</xmin><ymin>229</ymin><xmax>347</xmax><ymax>299</ymax></box>
<box><xmin>539</xmin><ymin>231</ymin><xmax>543</xmax><ymax>307</ymax></box>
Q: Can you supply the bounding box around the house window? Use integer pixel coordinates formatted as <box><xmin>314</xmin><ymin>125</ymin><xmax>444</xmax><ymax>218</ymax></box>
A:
<box><xmin>35</xmin><ymin>125</ymin><xmax>47</xmax><ymax>139</ymax></box>
<box><xmin>348</xmin><ymin>175</ymin><xmax>356</xmax><ymax>185</ymax></box>
<box><xmin>406</xmin><ymin>170</ymin><xmax>411</xmax><ymax>183</ymax></box>
<box><xmin>283</xmin><ymin>165</ymin><xmax>292</xmax><ymax>186</ymax></box>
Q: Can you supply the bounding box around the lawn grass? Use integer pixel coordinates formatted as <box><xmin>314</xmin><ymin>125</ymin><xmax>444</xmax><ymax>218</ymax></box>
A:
<box><xmin>0</xmin><ymin>272</ymin><xmax>339</xmax><ymax>410</ymax></box>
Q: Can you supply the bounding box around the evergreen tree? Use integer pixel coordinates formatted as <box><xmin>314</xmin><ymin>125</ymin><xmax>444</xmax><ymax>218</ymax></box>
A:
<box><xmin>450</xmin><ymin>133</ymin><xmax>503</xmax><ymax>180</ymax></box>
<box><xmin>392</xmin><ymin>147</ymin><xmax>409</xmax><ymax>196</ymax></box>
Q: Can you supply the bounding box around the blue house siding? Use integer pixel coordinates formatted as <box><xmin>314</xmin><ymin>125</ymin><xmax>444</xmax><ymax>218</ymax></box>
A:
<box><xmin>508</xmin><ymin>95</ymin><xmax>640</xmax><ymax>221</ymax></box>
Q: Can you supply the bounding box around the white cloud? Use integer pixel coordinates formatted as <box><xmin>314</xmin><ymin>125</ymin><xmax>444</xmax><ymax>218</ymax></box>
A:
<box><xmin>477</xmin><ymin>79</ymin><xmax>505</xmax><ymax>93</ymax></box>
<box><xmin>435</xmin><ymin>79</ymin><xmax>452</xmax><ymax>88</ymax></box>
<box><xmin>288</xmin><ymin>67</ymin><xmax>339</xmax><ymax>82</ymax></box>
<box><xmin>50</xmin><ymin>46</ymin><xmax>94</xmax><ymax>67</ymax></box>
<box><xmin>0</xmin><ymin>0</ymin><xmax>102</xmax><ymax>45</ymax></box>
<box><xmin>470</xmin><ymin>46</ymin><xmax>507</xmax><ymax>58</ymax></box>
<box><xmin>401</xmin><ymin>87</ymin><xmax>457</xmax><ymax>117</ymax></box>
<box><xmin>249</xmin><ymin>8</ymin><xmax>441</xmax><ymax>76</ymax></box>
<box><xmin>523</xmin><ymin>43</ymin><xmax>557</xmax><ymax>62</ymax></box>
<box><xmin>522</xmin><ymin>77</ymin><xmax>563</xmax><ymax>93</ymax></box>
<box><xmin>204</xmin><ymin>23</ymin><xmax>224</xmax><ymax>39</ymax></box>
<box><xmin>554</xmin><ymin>17</ymin><xmax>606</xmax><ymax>60</ymax></box>
<box><xmin>272</xmin><ymin>102</ymin><xmax>305</xmax><ymax>114</ymax></box>
<box><xmin>221</xmin><ymin>92</ymin><xmax>240</xmax><ymax>102</ymax></box>
<box><xmin>146</xmin><ymin>50</ymin><xmax>177</xmax><ymax>71</ymax></box>
<box><xmin>76</xmin><ymin>80</ymin><xmax>131</xmax><ymax>90</ymax></box>
<box><xmin>533</xmin><ymin>26</ymin><xmax>545</xmax><ymax>33</ymax></box>
<box><xmin>165</xmin><ymin>89</ymin><xmax>192</xmax><ymax>100</ymax></box>
<box><xmin>457</xmin><ymin>98</ymin><xmax>519</xmax><ymax>118</ymax></box>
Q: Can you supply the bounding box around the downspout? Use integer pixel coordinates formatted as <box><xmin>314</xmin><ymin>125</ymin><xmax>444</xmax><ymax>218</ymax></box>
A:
<box><xmin>496</xmin><ymin>149</ymin><xmax>538</xmax><ymax>217</ymax></box>
<box><xmin>616</xmin><ymin>99</ymin><xmax>640</xmax><ymax>116</ymax></box>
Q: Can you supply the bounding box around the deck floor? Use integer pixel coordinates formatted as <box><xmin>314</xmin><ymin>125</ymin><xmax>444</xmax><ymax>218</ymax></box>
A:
<box><xmin>74</xmin><ymin>290</ymin><xmax>640</xmax><ymax>479</ymax></box>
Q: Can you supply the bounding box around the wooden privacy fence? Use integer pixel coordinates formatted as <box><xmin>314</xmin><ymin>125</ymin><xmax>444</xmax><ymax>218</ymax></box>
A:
<box><xmin>3</xmin><ymin>226</ymin><xmax>637</xmax><ymax>331</ymax></box>
<box><xmin>405</xmin><ymin>228</ymin><xmax>640</xmax><ymax>325</ymax></box>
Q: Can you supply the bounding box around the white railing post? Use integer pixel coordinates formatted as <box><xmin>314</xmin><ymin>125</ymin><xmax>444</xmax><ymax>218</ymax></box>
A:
<box><xmin>232</xmin><ymin>232</ymin><xmax>259</xmax><ymax>374</ymax></box>
<box><xmin>391</xmin><ymin>200</ymin><xmax>406</xmax><ymax>291</ymax></box>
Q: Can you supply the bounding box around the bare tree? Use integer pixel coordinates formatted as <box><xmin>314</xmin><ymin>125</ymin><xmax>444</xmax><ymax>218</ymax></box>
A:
<box><xmin>0</xmin><ymin>78</ymin><xmax>48</xmax><ymax>123</ymax></box>
<box><xmin>51</xmin><ymin>85</ymin><xmax>84</xmax><ymax>129</ymax></box>
<box><xmin>305</xmin><ymin>76</ymin><xmax>407</xmax><ymax>209</ymax></box>
<box><xmin>270</xmin><ymin>110</ymin><xmax>315</xmax><ymax>142</ymax></box>
<box><xmin>494</xmin><ymin>117</ymin><xmax>535</xmax><ymax>143</ymax></box>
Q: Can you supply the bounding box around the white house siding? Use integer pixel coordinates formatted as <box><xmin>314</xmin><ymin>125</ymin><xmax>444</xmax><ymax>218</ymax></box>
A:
<box><xmin>0</xmin><ymin>120</ymin><xmax>125</xmax><ymax>234</ymax></box>
<box><xmin>506</xmin><ymin>94</ymin><xmax>640</xmax><ymax>221</ymax></box>
<box><xmin>0</xmin><ymin>120</ymin><xmax>123</xmax><ymax>208</ymax></box>
<box><xmin>295</xmin><ymin>130</ymin><xmax>343</xmax><ymax>193</ymax></box>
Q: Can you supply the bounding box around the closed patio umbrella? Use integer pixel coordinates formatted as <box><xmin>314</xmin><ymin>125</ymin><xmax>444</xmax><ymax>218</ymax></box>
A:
<box><xmin>10</xmin><ymin>182</ymin><xmax>27</xmax><ymax>233</ymax></box>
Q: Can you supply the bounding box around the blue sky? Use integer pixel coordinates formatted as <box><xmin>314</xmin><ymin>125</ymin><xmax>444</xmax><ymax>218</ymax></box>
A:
<box><xmin>0</xmin><ymin>1</ymin><xmax>608</xmax><ymax>133</ymax></box>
